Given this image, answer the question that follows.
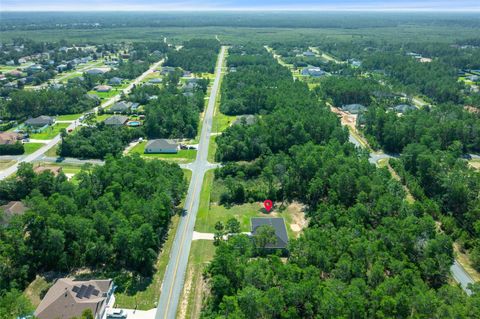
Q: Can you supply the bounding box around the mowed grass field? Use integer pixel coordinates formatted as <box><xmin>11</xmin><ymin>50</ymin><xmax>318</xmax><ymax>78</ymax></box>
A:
<box><xmin>129</xmin><ymin>141</ymin><xmax>197</xmax><ymax>163</ymax></box>
<box><xmin>23</xmin><ymin>143</ymin><xmax>45</xmax><ymax>154</ymax></box>
<box><xmin>30</xmin><ymin>123</ymin><xmax>70</xmax><ymax>140</ymax></box>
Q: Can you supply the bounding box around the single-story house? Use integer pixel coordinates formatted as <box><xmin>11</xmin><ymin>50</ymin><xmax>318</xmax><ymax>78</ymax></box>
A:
<box><xmin>86</xmin><ymin>68</ymin><xmax>109</xmax><ymax>75</ymax></box>
<box><xmin>26</xmin><ymin>64</ymin><xmax>43</xmax><ymax>73</ymax></box>
<box><xmin>467</xmin><ymin>75</ymin><xmax>479</xmax><ymax>82</ymax></box>
<box><xmin>56</xmin><ymin>64</ymin><xmax>68</xmax><ymax>72</ymax></box>
<box><xmin>33</xmin><ymin>165</ymin><xmax>63</xmax><ymax>176</ymax></box>
<box><xmin>34</xmin><ymin>278</ymin><xmax>114</xmax><ymax>319</ymax></box>
<box><xmin>160</xmin><ymin>66</ymin><xmax>176</xmax><ymax>75</ymax></box>
<box><xmin>1</xmin><ymin>201</ymin><xmax>28</xmax><ymax>226</ymax></box>
<box><xmin>104</xmin><ymin>115</ymin><xmax>129</xmax><ymax>126</ymax></box>
<box><xmin>108</xmin><ymin>77</ymin><xmax>123</xmax><ymax>86</ymax></box>
<box><xmin>0</xmin><ymin>132</ymin><xmax>21</xmax><ymax>145</ymax></box>
<box><xmin>110</xmin><ymin>101</ymin><xmax>131</xmax><ymax>113</ymax></box>
<box><xmin>301</xmin><ymin>66</ymin><xmax>325</xmax><ymax>77</ymax></box>
<box><xmin>303</xmin><ymin>51</ymin><xmax>316</xmax><ymax>57</ymax></box>
<box><xmin>95</xmin><ymin>85</ymin><xmax>112</xmax><ymax>92</ymax></box>
<box><xmin>149</xmin><ymin>78</ymin><xmax>163</xmax><ymax>84</ymax></box>
<box><xmin>9</xmin><ymin>70</ymin><xmax>23</xmax><ymax>77</ymax></box>
<box><xmin>25</xmin><ymin>115</ymin><xmax>55</xmax><ymax>127</ymax></box>
<box><xmin>145</xmin><ymin>139</ymin><xmax>179</xmax><ymax>154</ymax></box>
<box><xmin>341</xmin><ymin>104</ymin><xmax>366</xmax><ymax>114</ymax></box>
<box><xmin>233</xmin><ymin>114</ymin><xmax>256</xmax><ymax>126</ymax></box>
<box><xmin>183</xmin><ymin>81</ymin><xmax>198</xmax><ymax>91</ymax></box>
<box><xmin>393</xmin><ymin>104</ymin><xmax>417</xmax><ymax>113</ymax></box>
<box><xmin>251</xmin><ymin>217</ymin><xmax>289</xmax><ymax>250</ymax></box>
<box><xmin>349</xmin><ymin>59</ymin><xmax>362</xmax><ymax>67</ymax></box>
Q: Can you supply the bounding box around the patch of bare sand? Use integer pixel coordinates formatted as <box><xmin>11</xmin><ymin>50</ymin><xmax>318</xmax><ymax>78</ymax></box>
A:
<box><xmin>178</xmin><ymin>269</ymin><xmax>194</xmax><ymax>319</ymax></box>
<box><xmin>288</xmin><ymin>202</ymin><xmax>308</xmax><ymax>237</ymax></box>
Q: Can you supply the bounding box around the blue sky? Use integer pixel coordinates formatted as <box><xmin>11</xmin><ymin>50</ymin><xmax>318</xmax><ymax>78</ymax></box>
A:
<box><xmin>2</xmin><ymin>0</ymin><xmax>480</xmax><ymax>11</ymax></box>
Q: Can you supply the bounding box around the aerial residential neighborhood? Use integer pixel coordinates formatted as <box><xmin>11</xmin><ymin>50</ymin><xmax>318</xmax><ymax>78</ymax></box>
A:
<box><xmin>1</xmin><ymin>2</ymin><xmax>480</xmax><ymax>319</ymax></box>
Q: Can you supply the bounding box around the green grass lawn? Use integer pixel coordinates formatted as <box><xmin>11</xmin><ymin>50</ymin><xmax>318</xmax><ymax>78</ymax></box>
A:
<box><xmin>56</xmin><ymin>114</ymin><xmax>82</xmax><ymax>121</ymax></box>
<box><xmin>29</xmin><ymin>123</ymin><xmax>70</xmax><ymax>140</ymax></box>
<box><xmin>44</xmin><ymin>145</ymin><xmax>58</xmax><ymax>157</ymax></box>
<box><xmin>23</xmin><ymin>143</ymin><xmax>45</xmax><ymax>154</ymax></box>
<box><xmin>95</xmin><ymin>114</ymin><xmax>111</xmax><ymax>122</ymax></box>
<box><xmin>177</xmin><ymin>240</ymin><xmax>216</xmax><ymax>319</ymax></box>
<box><xmin>195</xmin><ymin>171</ymin><xmax>268</xmax><ymax>233</ymax></box>
<box><xmin>196</xmin><ymin>171</ymin><xmax>302</xmax><ymax>238</ymax></box>
<box><xmin>208</xmin><ymin>136</ymin><xmax>217</xmax><ymax>163</ymax></box>
<box><xmin>129</xmin><ymin>142</ymin><xmax>197</xmax><ymax>163</ymax></box>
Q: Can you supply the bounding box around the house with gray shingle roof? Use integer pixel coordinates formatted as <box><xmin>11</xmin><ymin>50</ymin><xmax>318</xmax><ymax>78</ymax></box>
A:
<box><xmin>341</xmin><ymin>104</ymin><xmax>366</xmax><ymax>114</ymax></box>
<box><xmin>145</xmin><ymin>139</ymin><xmax>179</xmax><ymax>154</ymax></box>
<box><xmin>251</xmin><ymin>217</ymin><xmax>289</xmax><ymax>249</ymax></box>
<box><xmin>103</xmin><ymin>115</ymin><xmax>129</xmax><ymax>127</ymax></box>
<box><xmin>25</xmin><ymin>115</ymin><xmax>55</xmax><ymax>127</ymax></box>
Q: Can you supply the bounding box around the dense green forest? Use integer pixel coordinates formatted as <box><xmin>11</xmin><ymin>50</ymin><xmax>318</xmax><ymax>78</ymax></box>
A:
<box><xmin>220</xmin><ymin>48</ymin><xmax>297</xmax><ymax>115</ymax></box>
<box><xmin>362</xmin><ymin>104</ymin><xmax>480</xmax><ymax>154</ymax></box>
<box><xmin>362</xmin><ymin>54</ymin><xmax>463</xmax><ymax>104</ymax></box>
<box><xmin>164</xmin><ymin>39</ymin><xmax>220</xmax><ymax>73</ymax></box>
<box><xmin>142</xmin><ymin>71</ymin><xmax>209</xmax><ymax>139</ymax></box>
<box><xmin>203</xmin><ymin>45</ymin><xmax>480</xmax><ymax>318</ymax></box>
<box><xmin>0</xmin><ymin>156</ymin><xmax>186</xmax><ymax>296</ymax></box>
<box><xmin>58</xmin><ymin>124</ymin><xmax>142</xmax><ymax>159</ymax></box>
<box><xmin>0</xmin><ymin>85</ymin><xmax>99</xmax><ymax>120</ymax></box>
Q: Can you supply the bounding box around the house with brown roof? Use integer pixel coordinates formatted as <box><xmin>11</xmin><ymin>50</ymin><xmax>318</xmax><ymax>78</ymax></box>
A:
<box><xmin>33</xmin><ymin>165</ymin><xmax>63</xmax><ymax>176</ymax></box>
<box><xmin>35</xmin><ymin>278</ymin><xmax>114</xmax><ymax>319</ymax></box>
<box><xmin>1</xmin><ymin>201</ymin><xmax>28</xmax><ymax>225</ymax></box>
<box><xmin>0</xmin><ymin>132</ymin><xmax>21</xmax><ymax>145</ymax></box>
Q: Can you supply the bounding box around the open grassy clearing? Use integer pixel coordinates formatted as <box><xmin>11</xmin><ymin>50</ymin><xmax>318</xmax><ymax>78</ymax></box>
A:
<box><xmin>115</xmin><ymin>169</ymin><xmax>192</xmax><ymax>309</ymax></box>
<box><xmin>177</xmin><ymin>240</ymin><xmax>216</xmax><ymax>319</ymax></box>
<box><xmin>23</xmin><ymin>143</ymin><xmax>45</xmax><ymax>154</ymax></box>
<box><xmin>129</xmin><ymin>142</ymin><xmax>197</xmax><ymax>163</ymax></box>
<box><xmin>55</xmin><ymin>114</ymin><xmax>82</xmax><ymax>121</ymax></box>
<box><xmin>29</xmin><ymin>123</ymin><xmax>70</xmax><ymax>140</ymax></box>
<box><xmin>195</xmin><ymin>171</ymin><xmax>305</xmax><ymax>238</ymax></box>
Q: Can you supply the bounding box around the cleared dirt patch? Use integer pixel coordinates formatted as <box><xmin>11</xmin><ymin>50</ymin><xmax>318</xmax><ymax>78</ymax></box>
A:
<box><xmin>287</xmin><ymin>202</ymin><xmax>308</xmax><ymax>237</ymax></box>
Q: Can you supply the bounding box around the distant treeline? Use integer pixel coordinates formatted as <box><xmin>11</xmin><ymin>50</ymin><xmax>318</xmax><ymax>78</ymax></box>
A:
<box><xmin>2</xmin><ymin>12</ymin><xmax>480</xmax><ymax>31</ymax></box>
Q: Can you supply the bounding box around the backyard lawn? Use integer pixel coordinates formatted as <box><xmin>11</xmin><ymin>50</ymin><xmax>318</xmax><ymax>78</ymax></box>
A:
<box><xmin>129</xmin><ymin>142</ymin><xmax>197</xmax><ymax>163</ymax></box>
<box><xmin>30</xmin><ymin>123</ymin><xmax>70</xmax><ymax>140</ymax></box>
<box><xmin>24</xmin><ymin>143</ymin><xmax>45</xmax><ymax>154</ymax></box>
<box><xmin>56</xmin><ymin>114</ymin><xmax>83</xmax><ymax>121</ymax></box>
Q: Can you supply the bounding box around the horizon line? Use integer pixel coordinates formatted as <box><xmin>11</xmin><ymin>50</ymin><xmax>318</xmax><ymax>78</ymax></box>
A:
<box><xmin>2</xmin><ymin>6</ymin><xmax>480</xmax><ymax>13</ymax></box>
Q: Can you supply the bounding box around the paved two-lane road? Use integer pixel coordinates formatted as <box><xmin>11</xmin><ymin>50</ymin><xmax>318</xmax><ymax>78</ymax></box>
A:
<box><xmin>155</xmin><ymin>46</ymin><xmax>226</xmax><ymax>319</ymax></box>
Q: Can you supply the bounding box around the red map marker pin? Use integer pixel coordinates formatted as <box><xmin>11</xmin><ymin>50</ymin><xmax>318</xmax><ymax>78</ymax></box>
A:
<box><xmin>263</xmin><ymin>199</ymin><xmax>273</xmax><ymax>212</ymax></box>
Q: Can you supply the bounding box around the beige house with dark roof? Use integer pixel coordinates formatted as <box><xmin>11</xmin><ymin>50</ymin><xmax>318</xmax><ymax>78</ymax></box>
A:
<box><xmin>35</xmin><ymin>278</ymin><xmax>114</xmax><ymax>319</ymax></box>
